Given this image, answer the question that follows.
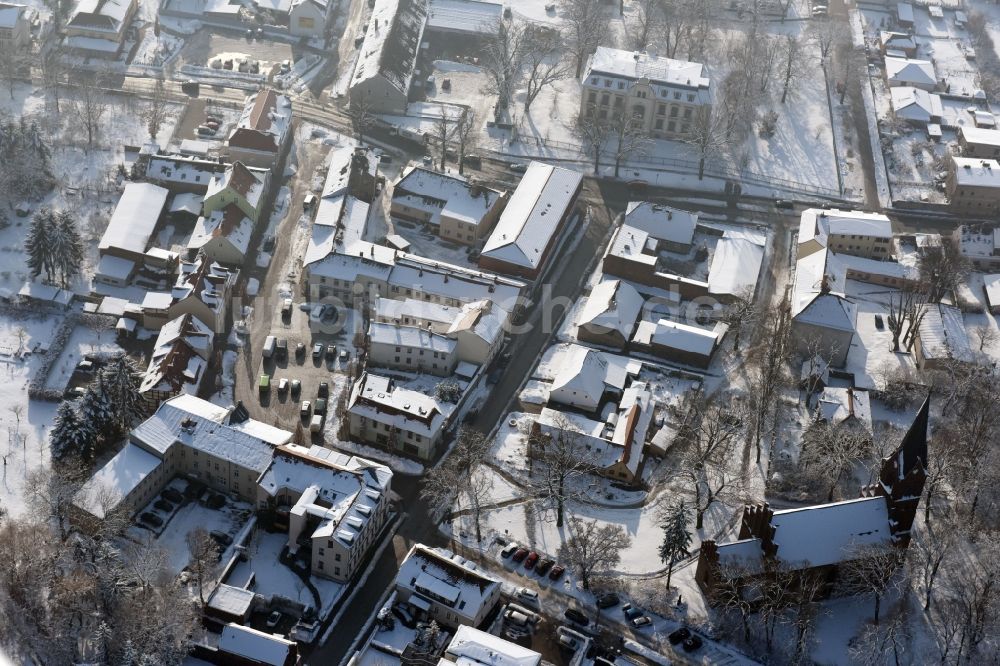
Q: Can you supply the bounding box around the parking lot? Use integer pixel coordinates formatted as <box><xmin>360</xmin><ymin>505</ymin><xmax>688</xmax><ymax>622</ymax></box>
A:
<box><xmin>255</xmin><ymin>300</ymin><xmax>360</xmax><ymax>438</ymax></box>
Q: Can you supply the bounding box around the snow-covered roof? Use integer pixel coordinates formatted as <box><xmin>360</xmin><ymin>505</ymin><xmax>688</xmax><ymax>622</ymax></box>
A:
<box><xmin>707</xmin><ymin>231</ymin><xmax>765</xmax><ymax>298</ymax></box>
<box><xmin>645</xmin><ymin>318</ymin><xmax>722</xmax><ymax>356</ymax></box>
<box><xmin>577</xmin><ymin>279</ymin><xmax>644</xmax><ymax>339</ymax></box>
<box><xmin>374</xmin><ymin>296</ymin><xmax>457</xmax><ymax>329</ymax></box>
<box><xmin>131</xmin><ymin>394</ymin><xmax>290</xmax><ymax>472</ymax></box>
<box><xmin>348</xmin><ymin>373</ymin><xmax>446</xmax><ymax>438</ymax></box>
<box><xmin>393</xmin><ymin>166</ymin><xmax>503</xmax><ymax>227</ymax></box>
<box><xmin>426</xmin><ymin>0</ymin><xmax>502</xmax><ymax>34</ymax></box>
<box><xmin>95</xmin><ymin>254</ymin><xmax>135</xmax><ymax>281</ymax></box>
<box><xmin>896</xmin><ymin>1</ymin><xmax>913</xmax><ymax>22</ymax></box>
<box><xmin>68</xmin><ymin>0</ymin><xmax>131</xmax><ymax>32</ymax></box>
<box><xmin>481</xmin><ymin>162</ymin><xmax>582</xmax><ymax>271</ymax></box>
<box><xmin>99</xmin><ymin>183</ymin><xmax>169</xmax><ymax>257</ymax></box>
<box><xmin>218</xmin><ymin>624</ymin><xmax>296</xmax><ymax>666</ymax></box>
<box><xmin>983</xmin><ymin>273</ymin><xmax>1000</xmax><ymax>308</ymax></box>
<box><xmin>959</xmin><ymin>125</ymin><xmax>1000</xmax><ymax>148</ymax></box>
<box><xmin>448</xmin><ymin>299</ymin><xmax>508</xmax><ymax>346</ymax></box>
<box><xmin>140</xmin><ymin>314</ymin><xmax>214</xmax><ymax>395</ymax></box>
<box><xmin>188</xmin><ymin>205</ymin><xmax>255</xmax><ymax>259</ymax></box>
<box><xmin>879</xmin><ymin>31</ymin><xmax>915</xmax><ymax>50</ymax></box>
<box><xmin>369</xmin><ymin>321</ymin><xmax>457</xmax><ymax>354</ymax></box>
<box><xmin>306</xmin><ymin>195</ymin><xmax>372</xmax><ymax>265</ymax></box>
<box><xmin>169</xmin><ymin>192</ymin><xmax>203</xmax><ymax>216</ymax></box>
<box><xmin>771</xmin><ymin>497</ymin><xmax>892</xmax><ymax>567</ymax></box>
<box><xmin>445</xmin><ymin>626</ymin><xmax>541</xmax><ymax>666</ymax></box>
<box><xmin>793</xmin><ymin>292</ymin><xmax>857</xmax><ymax>333</ymax></box>
<box><xmin>259</xmin><ymin>444</ymin><xmax>390</xmax><ymax>544</ymax></box>
<box><xmin>171</xmin><ymin>256</ymin><xmax>236</xmax><ymax>315</ymax></box>
<box><xmin>917</xmin><ymin>303</ymin><xmax>973</xmax><ymax>362</ymax></box>
<box><xmin>397</xmin><ymin>544</ymin><xmax>501</xmax><ymax>617</ymax></box>
<box><xmin>584</xmin><ymin>46</ymin><xmax>710</xmax><ymax>96</ymax></box>
<box><xmin>951</xmin><ymin>156</ymin><xmax>1000</xmax><ymax>188</ymax></box>
<box><xmin>141</xmin><ymin>290</ymin><xmax>173</xmax><ymax>311</ymax></box>
<box><xmin>147</xmin><ymin>153</ymin><xmax>224</xmax><ymax>190</ymax></box>
<box><xmin>890</xmin><ymin>87</ymin><xmax>943</xmax><ymax>122</ymax></box>
<box><xmin>623</xmin><ymin>201</ymin><xmax>697</xmax><ymax>247</ymax></box>
<box><xmin>207</xmin><ymin>584</ymin><xmax>256</xmax><ymax>618</ymax></box>
<box><xmin>816</xmin><ymin>387</ymin><xmax>873</xmax><ymax>432</ymax></box>
<box><xmin>72</xmin><ymin>443</ymin><xmax>163</xmax><ymax>519</ymax></box>
<box><xmin>228</xmin><ymin>89</ymin><xmax>292</xmax><ymax>153</ymax></box>
<box><xmin>351</xmin><ymin>0</ymin><xmax>427</xmax><ymax>95</ymax></box>
<box><xmin>548</xmin><ymin>344</ymin><xmax>640</xmax><ymax>409</ymax></box>
<box><xmin>207</xmin><ymin>162</ymin><xmax>265</xmax><ymax>210</ymax></box>
<box><xmin>885</xmin><ymin>57</ymin><xmax>936</xmax><ymax>87</ymax></box>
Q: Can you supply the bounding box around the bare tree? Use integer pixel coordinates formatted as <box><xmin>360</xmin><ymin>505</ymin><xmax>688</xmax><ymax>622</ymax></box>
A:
<box><xmin>917</xmin><ymin>236</ymin><xmax>968</xmax><ymax>303</ymax></box>
<box><xmin>560</xmin><ymin>0</ymin><xmax>610</xmax><ymax>78</ymax></box>
<box><xmin>72</xmin><ymin>68</ymin><xmax>110</xmax><ymax>150</ymax></box>
<box><xmin>144</xmin><ymin>75</ymin><xmax>170</xmax><ymax>141</ymax></box>
<box><xmin>721</xmin><ymin>286</ymin><xmax>757</xmax><ymax>354</ymax></box>
<box><xmin>809</xmin><ymin>17</ymin><xmax>850</xmax><ymax>60</ymax></box>
<box><xmin>186</xmin><ymin>528</ymin><xmax>219</xmax><ymax>605</ymax></box>
<box><xmin>0</xmin><ymin>44</ymin><xmax>25</xmax><ymax>100</ymax></box>
<box><xmin>971</xmin><ymin>324</ymin><xmax>999</xmax><ymax>353</ymax></box>
<box><xmin>609</xmin><ymin>113</ymin><xmax>651</xmax><ymax>179</ymax></box>
<box><xmin>628</xmin><ymin>0</ymin><xmax>664</xmax><ymax>51</ymax></box>
<box><xmin>779</xmin><ymin>34</ymin><xmax>803</xmax><ymax>104</ymax></box>
<box><xmin>25</xmin><ymin>461</ymin><xmax>87</xmax><ymax>540</ymax></box>
<box><xmin>432</xmin><ymin>107</ymin><xmax>458</xmax><ymax>171</ymax></box>
<box><xmin>521</xmin><ymin>27</ymin><xmax>571</xmax><ymax>115</ymax></box>
<box><xmin>745</xmin><ymin>300</ymin><xmax>791</xmax><ymax>464</ymax></box>
<box><xmin>848</xmin><ymin>601</ymin><xmax>913</xmax><ymax>666</ymax></box>
<box><xmin>684</xmin><ymin>106</ymin><xmax>729</xmax><ymax>180</ymax></box>
<box><xmin>575</xmin><ymin>104</ymin><xmax>612</xmax><ymax>174</ymax></box>
<box><xmin>422</xmin><ymin>427</ymin><xmax>493</xmax><ymax>541</ymax></box>
<box><xmin>348</xmin><ymin>93</ymin><xmax>376</xmax><ymax>146</ymax></box>
<box><xmin>527</xmin><ymin>416</ymin><xmax>599</xmax><ymax>527</ymax></box>
<box><xmin>840</xmin><ymin>544</ymin><xmax>906</xmax><ymax>625</ymax></box>
<box><xmin>455</xmin><ymin>107</ymin><xmax>478</xmax><ymax>175</ymax></box>
<box><xmin>557</xmin><ymin>517</ymin><xmax>631</xmax><ymax>590</ymax></box>
<box><xmin>481</xmin><ymin>19</ymin><xmax>527</xmax><ymax>122</ymax></box>
<box><xmin>906</xmin><ymin>518</ymin><xmax>956</xmax><ymax>612</ymax></box>
<box><xmin>783</xmin><ymin>569</ymin><xmax>827</xmax><ymax>662</ymax></box>
<box><xmin>799</xmin><ymin>420</ymin><xmax>872</xmax><ymax>502</ymax></box>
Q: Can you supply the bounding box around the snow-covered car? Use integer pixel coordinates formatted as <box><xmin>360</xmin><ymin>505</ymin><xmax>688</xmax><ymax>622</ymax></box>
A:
<box><xmin>515</xmin><ymin>587</ymin><xmax>539</xmax><ymax>607</ymax></box>
<box><xmin>266</xmin><ymin>611</ymin><xmax>282</xmax><ymax>628</ymax></box>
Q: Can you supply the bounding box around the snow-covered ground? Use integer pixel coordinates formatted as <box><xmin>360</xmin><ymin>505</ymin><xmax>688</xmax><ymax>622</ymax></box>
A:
<box><xmin>42</xmin><ymin>323</ymin><xmax>121</xmax><ymax>393</ymax></box>
<box><xmin>139</xmin><ymin>496</ymin><xmax>252</xmax><ymax>575</ymax></box>
<box><xmin>230</xmin><ymin>531</ymin><xmax>345</xmax><ymax>616</ymax></box>
<box><xmin>0</xmin><ymin>312</ymin><xmax>63</xmax><ymax>517</ymax></box>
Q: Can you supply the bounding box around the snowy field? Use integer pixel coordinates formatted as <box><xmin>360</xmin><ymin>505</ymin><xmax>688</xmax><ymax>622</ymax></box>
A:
<box><xmin>0</xmin><ymin>311</ymin><xmax>62</xmax><ymax>517</ymax></box>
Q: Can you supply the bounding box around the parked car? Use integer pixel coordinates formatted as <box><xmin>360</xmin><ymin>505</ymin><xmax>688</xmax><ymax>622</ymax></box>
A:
<box><xmin>631</xmin><ymin>616</ymin><xmax>652</xmax><ymax>628</ymax></box>
<box><xmin>181</xmin><ymin>80</ymin><xmax>200</xmax><ymax>96</ymax></box>
<box><xmin>548</xmin><ymin>565</ymin><xmax>566</xmax><ymax>580</ymax></box>
<box><xmin>512</xmin><ymin>548</ymin><xmax>529</xmax><ymax>562</ymax></box>
<box><xmin>326</xmin><ymin>344</ymin><xmax>337</xmax><ymax>359</ymax></box>
<box><xmin>558</xmin><ymin>633</ymin><xmax>580</xmax><ymax>650</ymax></box>
<box><xmin>258</xmin><ymin>374</ymin><xmax>270</xmax><ymax>395</ymax></box>
<box><xmin>196</xmin><ymin>125</ymin><xmax>215</xmax><ymax>136</ymax></box>
<box><xmin>291</xmin><ymin>379</ymin><xmax>302</xmax><ymax>397</ymax></box>
<box><xmin>500</xmin><ymin>543</ymin><xmax>520</xmax><ymax>558</ymax></box>
<box><xmin>278</xmin><ymin>378</ymin><xmax>289</xmax><ymax>395</ymax></box>
<box><xmin>141</xmin><ymin>512</ymin><xmax>163</xmax><ymax>528</ymax></box>
<box><xmin>266</xmin><ymin>611</ymin><xmax>282</xmax><ymax>628</ymax></box>
<box><xmin>463</xmin><ymin>153</ymin><xmax>481</xmax><ymax>168</ymax></box>
<box><xmin>300</xmin><ymin>400</ymin><xmax>311</xmax><ymax>417</ymax></box>
<box><xmin>281</xmin><ymin>298</ymin><xmax>293</xmax><ymax>318</ymax></box>
<box><xmin>524</xmin><ymin>551</ymin><xmax>539</xmax><ymax>569</ymax></box>
<box><xmin>683</xmin><ymin>635</ymin><xmax>703</xmax><ymax>652</ymax></box>
<box><xmin>509</xmin><ymin>162</ymin><xmax>528</xmax><ymax>173</ymax></box>
<box><xmin>318</xmin><ymin>381</ymin><xmax>329</xmax><ymax>398</ymax></box>
<box><xmin>162</xmin><ymin>488</ymin><xmax>183</xmax><ymax>504</ymax></box>
<box><xmin>564</xmin><ymin>608</ymin><xmax>589</xmax><ymax>626</ymax></box>
<box><xmin>154</xmin><ymin>499</ymin><xmax>173</xmax><ymax>513</ymax></box>
<box><xmin>262</xmin><ymin>235</ymin><xmax>276</xmax><ymax>252</ymax></box>
<box><xmin>312</xmin><ymin>343</ymin><xmax>324</xmax><ymax>359</ymax></box>
<box><xmin>535</xmin><ymin>558</ymin><xmax>554</xmax><ymax>575</ymax></box>
<box><xmin>310</xmin><ymin>414</ymin><xmax>324</xmax><ymax>433</ymax></box>
<box><xmin>668</xmin><ymin>627</ymin><xmax>691</xmax><ymax>645</ymax></box>
<box><xmin>596</xmin><ymin>592</ymin><xmax>620</xmax><ymax>609</ymax></box>
<box><xmin>314</xmin><ymin>398</ymin><xmax>327</xmax><ymax>416</ymax></box>
<box><xmin>295</xmin><ymin>342</ymin><xmax>306</xmax><ymax>359</ymax></box>
<box><xmin>339</xmin><ymin>348</ymin><xmax>349</xmax><ymax>362</ymax></box>
<box><xmin>210</xmin><ymin>530</ymin><xmax>233</xmax><ymax>547</ymax></box>
<box><xmin>276</xmin><ymin>338</ymin><xmax>288</xmax><ymax>359</ymax></box>
<box><xmin>515</xmin><ymin>587</ymin><xmax>539</xmax><ymax>607</ymax></box>
<box><xmin>622</xmin><ymin>603</ymin><xmax>642</xmax><ymax>620</ymax></box>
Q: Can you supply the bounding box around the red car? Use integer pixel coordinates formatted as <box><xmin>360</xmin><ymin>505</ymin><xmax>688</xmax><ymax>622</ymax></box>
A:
<box><xmin>512</xmin><ymin>548</ymin><xmax>529</xmax><ymax>562</ymax></box>
<box><xmin>524</xmin><ymin>551</ymin><xmax>540</xmax><ymax>569</ymax></box>
<box><xmin>548</xmin><ymin>564</ymin><xmax>566</xmax><ymax>580</ymax></box>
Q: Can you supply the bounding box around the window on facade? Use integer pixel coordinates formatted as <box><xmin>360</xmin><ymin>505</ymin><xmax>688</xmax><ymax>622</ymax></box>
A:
<box><xmin>669</xmin><ymin>106</ymin><xmax>678</xmax><ymax>117</ymax></box>
<box><xmin>318</xmin><ymin>561</ymin><xmax>324</xmax><ymax>570</ymax></box>
<box><xmin>603</xmin><ymin>79</ymin><xmax>611</xmax><ymax>88</ymax></box>
<box><xmin>654</xmin><ymin>118</ymin><xmax>664</xmax><ymax>130</ymax></box>
<box><xmin>335</xmin><ymin>553</ymin><xmax>341</xmax><ymax>561</ymax></box>
<box><xmin>673</xmin><ymin>91</ymin><xmax>681</xmax><ymax>100</ymax></box>
<box><xmin>683</xmin><ymin>108</ymin><xmax>692</xmax><ymax>119</ymax></box>
<box><xmin>687</xmin><ymin>93</ymin><xmax>696</xmax><ymax>102</ymax></box>
<box><xmin>667</xmin><ymin>121</ymin><xmax>676</xmax><ymax>132</ymax></box>
<box><xmin>657</xmin><ymin>104</ymin><xmax>665</xmax><ymax>116</ymax></box>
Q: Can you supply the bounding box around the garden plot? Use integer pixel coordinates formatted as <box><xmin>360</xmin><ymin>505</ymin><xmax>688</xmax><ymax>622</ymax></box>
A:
<box><xmin>42</xmin><ymin>323</ymin><xmax>122</xmax><ymax>393</ymax></box>
<box><xmin>0</xmin><ymin>311</ymin><xmax>63</xmax><ymax>517</ymax></box>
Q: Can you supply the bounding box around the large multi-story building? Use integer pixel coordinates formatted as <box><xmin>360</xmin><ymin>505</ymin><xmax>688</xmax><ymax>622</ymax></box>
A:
<box><xmin>581</xmin><ymin>47</ymin><xmax>711</xmax><ymax>140</ymax></box>
<box><xmin>395</xmin><ymin>544</ymin><xmax>502</xmax><ymax>628</ymax></box>
<box><xmin>391</xmin><ymin>167</ymin><xmax>506</xmax><ymax>245</ymax></box>
<box><xmin>63</xmin><ymin>0</ymin><xmax>137</xmax><ymax>57</ymax></box>
<box><xmin>227</xmin><ymin>89</ymin><xmax>292</xmax><ymax>168</ymax></box>
<box><xmin>347</xmin><ymin>373</ymin><xmax>447</xmax><ymax>460</ymax></box>
<box><xmin>798</xmin><ymin>209</ymin><xmax>894</xmax><ymax>260</ymax></box>
<box><xmin>0</xmin><ymin>3</ymin><xmax>29</xmax><ymax>52</ymax></box>
<box><xmin>257</xmin><ymin>444</ymin><xmax>392</xmax><ymax>582</ymax></box>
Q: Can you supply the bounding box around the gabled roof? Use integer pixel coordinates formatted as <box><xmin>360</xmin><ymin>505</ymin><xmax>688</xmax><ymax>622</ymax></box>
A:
<box><xmin>793</xmin><ymin>292</ymin><xmax>857</xmax><ymax>333</ymax></box>
<box><xmin>577</xmin><ymin>279</ymin><xmax>644</xmax><ymax>339</ymax></box>
<box><xmin>99</xmin><ymin>183</ymin><xmax>169</xmax><ymax>256</ymax></box>
<box><xmin>623</xmin><ymin>201</ymin><xmax>697</xmax><ymax>247</ymax></box>
<box><xmin>218</xmin><ymin>624</ymin><xmax>296</xmax><ymax>666</ymax></box>
<box><xmin>816</xmin><ymin>387</ymin><xmax>873</xmax><ymax>432</ymax></box>
<box><xmin>188</xmin><ymin>204</ymin><xmax>254</xmax><ymax>258</ymax></box>
<box><xmin>351</xmin><ymin>0</ymin><xmax>427</xmax><ymax>94</ymax></box>
<box><xmin>885</xmin><ymin>57</ymin><xmax>936</xmax><ymax>87</ymax></box>
<box><xmin>917</xmin><ymin>303</ymin><xmax>972</xmax><ymax>362</ymax></box>
<box><xmin>890</xmin><ymin>86</ymin><xmax>943</xmax><ymax>121</ymax></box>
<box><xmin>585</xmin><ymin>46</ymin><xmax>710</xmax><ymax>91</ymax></box>
<box><xmin>481</xmin><ymin>162</ymin><xmax>582</xmax><ymax>271</ymax></box>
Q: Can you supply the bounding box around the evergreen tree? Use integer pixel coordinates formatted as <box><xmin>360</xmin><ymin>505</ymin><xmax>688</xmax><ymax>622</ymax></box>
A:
<box><xmin>80</xmin><ymin>372</ymin><xmax>116</xmax><ymax>444</ymax></box>
<box><xmin>120</xmin><ymin>639</ymin><xmax>138</xmax><ymax>666</ymax></box>
<box><xmin>100</xmin><ymin>355</ymin><xmax>146</xmax><ymax>434</ymax></box>
<box><xmin>49</xmin><ymin>401</ymin><xmax>96</xmax><ymax>460</ymax></box>
<box><xmin>24</xmin><ymin>209</ymin><xmax>55</xmax><ymax>283</ymax></box>
<box><xmin>52</xmin><ymin>210</ymin><xmax>84</xmax><ymax>288</ymax></box>
<box><xmin>658</xmin><ymin>500</ymin><xmax>692</xmax><ymax>591</ymax></box>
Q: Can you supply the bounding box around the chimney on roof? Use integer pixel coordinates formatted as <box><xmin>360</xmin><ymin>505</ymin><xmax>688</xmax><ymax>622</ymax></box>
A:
<box><xmin>847</xmin><ymin>387</ymin><xmax>855</xmax><ymax>418</ymax></box>
<box><xmin>820</xmin><ymin>274</ymin><xmax>831</xmax><ymax>294</ymax></box>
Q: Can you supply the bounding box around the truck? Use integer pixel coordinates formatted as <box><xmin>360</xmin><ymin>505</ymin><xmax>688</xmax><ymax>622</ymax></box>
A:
<box><xmin>263</xmin><ymin>335</ymin><xmax>276</xmax><ymax>358</ymax></box>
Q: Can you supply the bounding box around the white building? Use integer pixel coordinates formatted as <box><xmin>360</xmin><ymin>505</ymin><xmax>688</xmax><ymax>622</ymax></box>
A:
<box><xmin>289</xmin><ymin>0</ymin><xmax>328</xmax><ymax>37</ymax></box>
<box><xmin>348</xmin><ymin>373</ymin><xmax>448</xmax><ymax>459</ymax></box>
<box><xmin>98</xmin><ymin>182</ymin><xmax>169</xmax><ymax>263</ymax></box>
<box><xmin>890</xmin><ymin>86</ymin><xmax>943</xmax><ymax>125</ymax></box>
<box><xmin>632</xmin><ymin>318</ymin><xmax>726</xmax><ymax>369</ymax></box>
<box><xmin>885</xmin><ymin>57</ymin><xmax>937</xmax><ymax>91</ymax></box>
<box><xmin>257</xmin><ymin>444</ymin><xmax>392</xmax><ymax>582</ymax></box>
<box><xmin>349</xmin><ymin>0</ymin><xmax>427</xmax><ymax>114</ymax></box>
<box><xmin>367</xmin><ymin>322</ymin><xmax>459</xmax><ymax>376</ymax></box>
<box><xmin>479</xmin><ymin>162</ymin><xmax>582</xmax><ymax>279</ymax></box>
<box><xmin>63</xmin><ymin>0</ymin><xmax>137</xmax><ymax>56</ymax></box>
<box><xmin>576</xmin><ymin>279</ymin><xmax>644</xmax><ymax>350</ymax></box>
<box><xmin>622</xmin><ymin>201</ymin><xmax>697</xmax><ymax>253</ymax></box>
<box><xmin>0</xmin><ymin>3</ymin><xmax>29</xmax><ymax>52</ymax></box>
<box><xmin>396</xmin><ymin>544</ymin><xmax>502</xmax><ymax>628</ymax></box>
<box><xmin>798</xmin><ymin>209</ymin><xmax>894</xmax><ymax>260</ymax></box>
<box><xmin>168</xmin><ymin>256</ymin><xmax>238</xmax><ymax>334</ymax></box>
<box><xmin>548</xmin><ymin>344</ymin><xmax>641</xmax><ymax>413</ymax></box>
<box><xmin>581</xmin><ymin>46</ymin><xmax>711</xmax><ymax>139</ymax></box>
<box><xmin>391</xmin><ymin>166</ymin><xmax>506</xmax><ymax>245</ymax></box>
<box><xmin>440</xmin><ymin>626</ymin><xmax>541</xmax><ymax>666</ymax></box>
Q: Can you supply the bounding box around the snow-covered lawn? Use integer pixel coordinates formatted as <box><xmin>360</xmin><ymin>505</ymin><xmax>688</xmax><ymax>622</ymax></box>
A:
<box><xmin>42</xmin><ymin>323</ymin><xmax>122</xmax><ymax>393</ymax></box>
<box><xmin>0</xmin><ymin>311</ymin><xmax>63</xmax><ymax>517</ymax></box>
<box><xmin>140</xmin><ymin>496</ymin><xmax>252</xmax><ymax>575</ymax></box>
<box><xmin>230</xmin><ymin>531</ymin><xmax>345</xmax><ymax>616</ymax></box>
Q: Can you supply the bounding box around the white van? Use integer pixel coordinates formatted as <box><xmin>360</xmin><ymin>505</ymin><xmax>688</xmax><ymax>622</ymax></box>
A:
<box><xmin>310</xmin><ymin>414</ymin><xmax>323</xmax><ymax>433</ymax></box>
<box><xmin>263</xmin><ymin>335</ymin><xmax>277</xmax><ymax>358</ymax></box>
